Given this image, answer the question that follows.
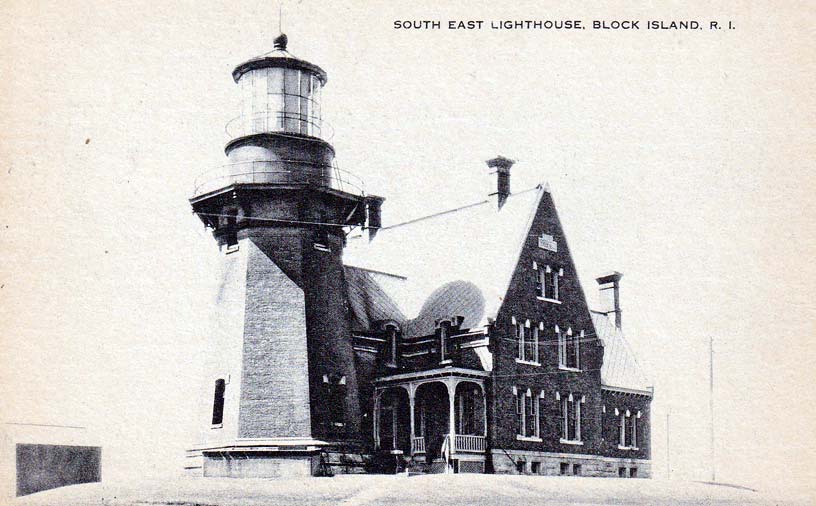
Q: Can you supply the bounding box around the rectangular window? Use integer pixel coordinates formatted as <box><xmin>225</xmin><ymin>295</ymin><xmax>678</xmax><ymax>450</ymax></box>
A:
<box><xmin>525</xmin><ymin>394</ymin><xmax>537</xmax><ymax>437</ymax></box>
<box><xmin>538</xmin><ymin>266</ymin><xmax>560</xmax><ymax>301</ymax></box>
<box><xmin>327</xmin><ymin>382</ymin><xmax>346</xmax><ymax>433</ymax></box>
<box><xmin>560</xmin><ymin>462</ymin><xmax>569</xmax><ymax>475</ymax></box>
<box><xmin>558</xmin><ymin>329</ymin><xmax>566</xmax><ymax>367</ymax></box>
<box><xmin>573</xmin><ymin>463</ymin><xmax>582</xmax><ymax>476</ymax></box>
<box><xmin>516</xmin><ymin>460</ymin><xmax>526</xmax><ymax>473</ymax></box>
<box><xmin>619</xmin><ymin>411</ymin><xmax>638</xmax><ymax>448</ymax></box>
<box><xmin>211</xmin><ymin>379</ymin><xmax>225</xmax><ymax>426</ymax></box>
<box><xmin>561</xmin><ymin>394</ymin><xmax>582</xmax><ymax>442</ymax></box>
<box><xmin>566</xmin><ymin>331</ymin><xmax>579</xmax><ymax>369</ymax></box>
<box><xmin>516</xmin><ymin>323</ymin><xmax>525</xmax><ymax>360</ymax></box>
<box><xmin>619</xmin><ymin>467</ymin><xmax>627</xmax><ymax>478</ymax></box>
<box><xmin>516</xmin><ymin>390</ymin><xmax>524</xmax><ymax>436</ymax></box>
<box><xmin>630</xmin><ymin>467</ymin><xmax>638</xmax><ymax>478</ymax></box>
<box><xmin>524</xmin><ymin>327</ymin><xmax>538</xmax><ymax>363</ymax></box>
<box><xmin>531</xmin><ymin>461</ymin><xmax>541</xmax><ymax>474</ymax></box>
<box><xmin>560</xmin><ymin>329</ymin><xmax>580</xmax><ymax>369</ymax></box>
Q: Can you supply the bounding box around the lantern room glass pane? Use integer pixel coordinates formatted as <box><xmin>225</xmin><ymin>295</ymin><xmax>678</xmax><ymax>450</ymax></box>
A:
<box><xmin>284</xmin><ymin>94</ymin><xmax>299</xmax><ymax>131</ymax></box>
<box><xmin>284</xmin><ymin>68</ymin><xmax>300</xmax><ymax>96</ymax></box>
<box><xmin>267</xmin><ymin>67</ymin><xmax>284</xmax><ymax>95</ymax></box>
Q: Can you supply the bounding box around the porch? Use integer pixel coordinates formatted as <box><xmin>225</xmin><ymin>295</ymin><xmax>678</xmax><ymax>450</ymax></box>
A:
<box><xmin>373</xmin><ymin>367</ymin><xmax>489</xmax><ymax>472</ymax></box>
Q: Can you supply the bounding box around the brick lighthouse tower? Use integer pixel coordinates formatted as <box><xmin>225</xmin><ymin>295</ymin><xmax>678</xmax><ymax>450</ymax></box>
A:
<box><xmin>187</xmin><ymin>33</ymin><xmax>380</xmax><ymax>478</ymax></box>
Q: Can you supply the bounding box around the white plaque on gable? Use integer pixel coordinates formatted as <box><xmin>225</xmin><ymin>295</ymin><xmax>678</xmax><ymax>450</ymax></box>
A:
<box><xmin>538</xmin><ymin>233</ymin><xmax>558</xmax><ymax>252</ymax></box>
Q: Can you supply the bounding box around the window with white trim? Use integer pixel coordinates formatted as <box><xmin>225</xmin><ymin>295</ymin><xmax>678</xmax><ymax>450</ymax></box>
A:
<box><xmin>515</xmin><ymin>320</ymin><xmax>525</xmax><ymax>361</ymax></box>
<box><xmin>514</xmin><ymin>387</ymin><xmax>540</xmax><ymax>439</ymax></box>
<box><xmin>619</xmin><ymin>409</ymin><xmax>639</xmax><ymax>449</ymax></box>
<box><xmin>559</xmin><ymin>392</ymin><xmax>583</xmax><ymax>443</ymax></box>
<box><xmin>535</xmin><ymin>263</ymin><xmax>562</xmax><ymax>301</ymax></box>
<box><xmin>515</xmin><ymin>388</ymin><xmax>524</xmax><ymax>436</ymax></box>
<box><xmin>557</xmin><ymin>327</ymin><xmax>580</xmax><ymax>370</ymax></box>
<box><xmin>516</xmin><ymin>320</ymin><xmax>539</xmax><ymax>364</ymax></box>
<box><xmin>525</xmin><ymin>391</ymin><xmax>538</xmax><ymax>437</ymax></box>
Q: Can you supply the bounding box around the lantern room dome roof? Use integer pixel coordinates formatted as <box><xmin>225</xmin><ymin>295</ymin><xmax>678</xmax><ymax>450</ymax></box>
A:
<box><xmin>232</xmin><ymin>34</ymin><xmax>328</xmax><ymax>84</ymax></box>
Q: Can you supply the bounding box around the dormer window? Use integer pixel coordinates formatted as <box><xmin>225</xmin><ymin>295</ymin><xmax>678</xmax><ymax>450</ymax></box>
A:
<box><xmin>534</xmin><ymin>263</ymin><xmax>562</xmax><ymax>303</ymax></box>
<box><xmin>439</xmin><ymin>321</ymin><xmax>452</xmax><ymax>364</ymax></box>
<box><xmin>383</xmin><ymin>324</ymin><xmax>399</xmax><ymax>368</ymax></box>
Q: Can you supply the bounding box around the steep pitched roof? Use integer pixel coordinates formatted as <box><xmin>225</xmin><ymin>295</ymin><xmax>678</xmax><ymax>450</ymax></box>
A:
<box><xmin>344</xmin><ymin>266</ymin><xmax>407</xmax><ymax>332</ymax></box>
<box><xmin>344</xmin><ymin>186</ymin><xmax>546</xmax><ymax>337</ymax></box>
<box><xmin>592</xmin><ymin>311</ymin><xmax>653</xmax><ymax>395</ymax></box>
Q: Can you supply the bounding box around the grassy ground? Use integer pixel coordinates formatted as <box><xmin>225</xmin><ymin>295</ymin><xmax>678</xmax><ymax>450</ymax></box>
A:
<box><xmin>13</xmin><ymin>474</ymin><xmax>815</xmax><ymax>506</ymax></box>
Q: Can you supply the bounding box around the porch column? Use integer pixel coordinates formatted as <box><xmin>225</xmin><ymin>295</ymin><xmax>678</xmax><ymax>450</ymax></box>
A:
<box><xmin>408</xmin><ymin>382</ymin><xmax>416</xmax><ymax>440</ymax></box>
<box><xmin>482</xmin><ymin>383</ymin><xmax>488</xmax><ymax>436</ymax></box>
<box><xmin>373</xmin><ymin>389</ymin><xmax>382</xmax><ymax>450</ymax></box>
<box><xmin>445</xmin><ymin>378</ymin><xmax>458</xmax><ymax>457</ymax></box>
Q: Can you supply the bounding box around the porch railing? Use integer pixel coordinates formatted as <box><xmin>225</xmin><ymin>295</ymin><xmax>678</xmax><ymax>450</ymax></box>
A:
<box><xmin>454</xmin><ymin>434</ymin><xmax>486</xmax><ymax>453</ymax></box>
<box><xmin>411</xmin><ymin>437</ymin><xmax>426</xmax><ymax>454</ymax></box>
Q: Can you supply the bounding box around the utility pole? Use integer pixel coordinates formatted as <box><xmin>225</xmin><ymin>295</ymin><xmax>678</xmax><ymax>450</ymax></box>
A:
<box><xmin>666</xmin><ymin>409</ymin><xmax>671</xmax><ymax>479</ymax></box>
<box><xmin>709</xmin><ymin>336</ymin><xmax>716</xmax><ymax>483</ymax></box>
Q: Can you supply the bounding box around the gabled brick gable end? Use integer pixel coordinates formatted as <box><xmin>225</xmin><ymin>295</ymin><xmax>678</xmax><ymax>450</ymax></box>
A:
<box><xmin>488</xmin><ymin>188</ymin><xmax>651</xmax><ymax>477</ymax></box>
<box><xmin>491</xmin><ymin>188</ymin><xmax>603</xmax><ymax>449</ymax></box>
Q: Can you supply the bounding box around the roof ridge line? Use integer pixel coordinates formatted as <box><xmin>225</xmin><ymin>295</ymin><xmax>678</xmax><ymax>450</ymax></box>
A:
<box><xmin>345</xmin><ymin>265</ymin><xmax>408</xmax><ymax>280</ymax></box>
<box><xmin>381</xmin><ymin>185</ymin><xmax>544</xmax><ymax>231</ymax></box>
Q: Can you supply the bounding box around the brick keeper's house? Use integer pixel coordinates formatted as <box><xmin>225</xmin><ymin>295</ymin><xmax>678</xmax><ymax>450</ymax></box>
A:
<box><xmin>185</xmin><ymin>33</ymin><xmax>652</xmax><ymax>479</ymax></box>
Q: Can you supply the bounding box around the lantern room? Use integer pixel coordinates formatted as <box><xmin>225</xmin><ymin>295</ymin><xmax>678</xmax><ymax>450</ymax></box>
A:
<box><xmin>227</xmin><ymin>34</ymin><xmax>327</xmax><ymax>140</ymax></box>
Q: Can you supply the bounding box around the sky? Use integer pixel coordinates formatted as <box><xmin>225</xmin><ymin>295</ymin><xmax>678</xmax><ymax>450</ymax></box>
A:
<box><xmin>1</xmin><ymin>0</ymin><xmax>814</xmax><ymax>491</ymax></box>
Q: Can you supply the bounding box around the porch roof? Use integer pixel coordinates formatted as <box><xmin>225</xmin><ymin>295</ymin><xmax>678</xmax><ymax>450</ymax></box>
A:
<box><xmin>374</xmin><ymin>366</ymin><xmax>490</xmax><ymax>386</ymax></box>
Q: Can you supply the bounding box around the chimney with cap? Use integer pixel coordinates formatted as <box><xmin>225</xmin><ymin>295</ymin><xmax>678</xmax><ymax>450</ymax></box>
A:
<box><xmin>596</xmin><ymin>271</ymin><xmax>623</xmax><ymax>329</ymax></box>
<box><xmin>486</xmin><ymin>156</ymin><xmax>515</xmax><ymax>209</ymax></box>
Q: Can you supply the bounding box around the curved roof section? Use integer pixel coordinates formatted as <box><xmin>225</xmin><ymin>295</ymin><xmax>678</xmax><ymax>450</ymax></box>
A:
<box><xmin>344</xmin><ymin>186</ymin><xmax>546</xmax><ymax>337</ymax></box>
<box><xmin>592</xmin><ymin>311</ymin><xmax>653</xmax><ymax>395</ymax></box>
<box><xmin>232</xmin><ymin>48</ymin><xmax>328</xmax><ymax>84</ymax></box>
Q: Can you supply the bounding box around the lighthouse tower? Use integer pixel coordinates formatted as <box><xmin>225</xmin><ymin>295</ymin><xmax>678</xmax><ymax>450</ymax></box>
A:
<box><xmin>188</xmin><ymin>34</ymin><xmax>379</xmax><ymax>478</ymax></box>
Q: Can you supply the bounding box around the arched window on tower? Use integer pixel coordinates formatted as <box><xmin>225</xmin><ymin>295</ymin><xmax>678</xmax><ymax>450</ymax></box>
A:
<box><xmin>324</xmin><ymin>374</ymin><xmax>347</xmax><ymax>435</ymax></box>
<box><xmin>211</xmin><ymin>379</ymin><xmax>226</xmax><ymax>426</ymax></box>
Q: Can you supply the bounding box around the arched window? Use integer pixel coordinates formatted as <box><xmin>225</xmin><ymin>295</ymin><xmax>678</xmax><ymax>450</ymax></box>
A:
<box><xmin>211</xmin><ymin>379</ymin><xmax>226</xmax><ymax>426</ymax></box>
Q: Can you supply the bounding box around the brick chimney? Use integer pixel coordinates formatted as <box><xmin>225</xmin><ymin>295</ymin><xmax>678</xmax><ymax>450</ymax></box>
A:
<box><xmin>596</xmin><ymin>271</ymin><xmax>623</xmax><ymax>329</ymax></box>
<box><xmin>486</xmin><ymin>156</ymin><xmax>515</xmax><ymax>209</ymax></box>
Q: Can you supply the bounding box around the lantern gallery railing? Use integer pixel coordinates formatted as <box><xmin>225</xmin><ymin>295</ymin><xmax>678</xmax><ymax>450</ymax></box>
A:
<box><xmin>192</xmin><ymin>159</ymin><xmax>366</xmax><ymax>197</ymax></box>
<box><xmin>225</xmin><ymin>111</ymin><xmax>332</xmax><ymax>141</ymax></box>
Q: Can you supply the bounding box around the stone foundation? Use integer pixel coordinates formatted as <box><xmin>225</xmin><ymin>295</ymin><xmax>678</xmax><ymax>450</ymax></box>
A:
<box><xmin>203</xmin><ymin>452</ymin><xmax>317</xmax><ymax>478</ymax></box>
<box><xmin>187</xmin><ymin>446</ymin><xmax>370</xmax><ymax>478</ymax></box>
<box><xmin>490</xmin><ymin>449</ymin><xmax>650</xmax><ymax>478</ymax></box>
